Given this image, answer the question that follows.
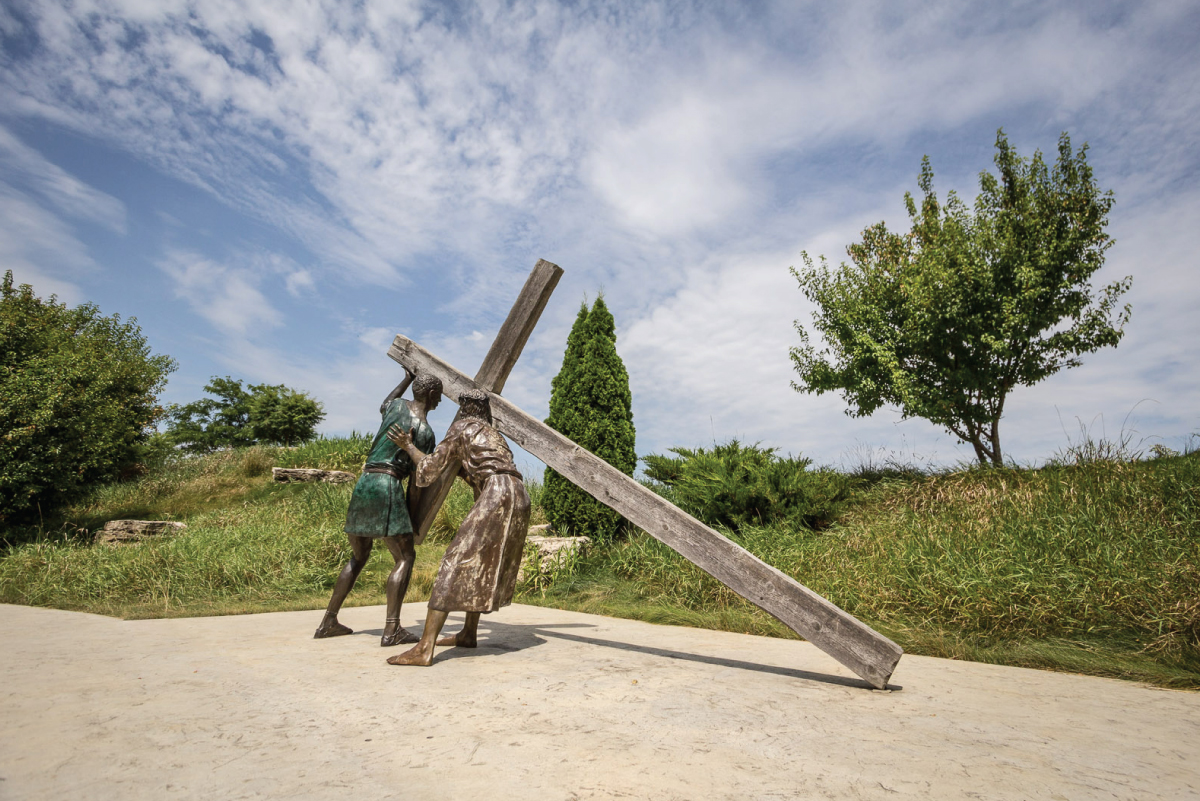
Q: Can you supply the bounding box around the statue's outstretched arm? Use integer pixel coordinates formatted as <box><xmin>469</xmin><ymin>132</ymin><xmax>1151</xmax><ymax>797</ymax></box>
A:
<box><xmin>380</xmin><ymin>367</ymin><xmax>417</xmax><ymax>415</ymax></box>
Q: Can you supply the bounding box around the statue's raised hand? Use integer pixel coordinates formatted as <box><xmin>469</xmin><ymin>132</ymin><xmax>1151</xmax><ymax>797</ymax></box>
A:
<box><xmin>386</xmin><ymin>423</ymin><xmax>415</xmax><ymax>449</ymax></box>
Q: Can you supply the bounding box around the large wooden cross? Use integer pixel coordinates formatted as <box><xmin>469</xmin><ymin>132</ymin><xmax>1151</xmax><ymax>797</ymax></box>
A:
<box><xmin>393</xmin><ymin>259</ymin><xmax>903</xmax><ymax>690</ymax></box>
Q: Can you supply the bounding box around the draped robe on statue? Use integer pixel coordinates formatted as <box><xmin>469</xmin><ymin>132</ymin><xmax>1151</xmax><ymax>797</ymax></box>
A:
<box><xmin>415</xmin><ymin>417</ymin><xmax>530</xmax><ymax>613</ymax></box>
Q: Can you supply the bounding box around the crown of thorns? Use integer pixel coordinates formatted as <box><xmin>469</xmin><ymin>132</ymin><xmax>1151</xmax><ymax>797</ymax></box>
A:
<box><xmin>459</xmin><ymin>388</ymin><xmax>490</xmax><ymax>408</ymax></box>
<box><xmin>412</xmin><ymin>374</ymin><xmax>442</xmax><ymax>400</ymax></box>
<box><xmin>458</xmin><ymin>389</ymin><xmax>492</xmax><ymax>421</ymax></box>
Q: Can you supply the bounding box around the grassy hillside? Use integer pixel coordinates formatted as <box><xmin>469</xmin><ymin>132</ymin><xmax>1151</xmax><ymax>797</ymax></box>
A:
<box><xmin>529</xmin><ymin>455</ymin><xmax>1199</xmax><ymax>688</ymax></box>
<box><xmin>1</xmin><ymin>438</ymin><xmax>1196</xmax><ymax>688</ymax></box>
<box><xmin>0</xmin><ymin>441</ymin><xmax>462</xmax><ymax>618</ymax></box>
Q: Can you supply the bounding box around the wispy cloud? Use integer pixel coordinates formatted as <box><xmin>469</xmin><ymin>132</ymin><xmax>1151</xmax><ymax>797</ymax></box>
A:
<box><xmin>0</xmin><ymin>185</ymin><xmax>92</xmax><ymax>303</ymax></box>
<box><xmin>158</xmin><ymin>248</ymin><xmax>284</xmax><ymax>336</ymax></box>
<box><xmin>0</xmin><ymin>121</ymin><xmax>129</xmax><ymax>302</ymax></box>
<box><xmin>0</xmin><ymin>124</ymin><xmax>126</xmax><ymax>232</ymax></box>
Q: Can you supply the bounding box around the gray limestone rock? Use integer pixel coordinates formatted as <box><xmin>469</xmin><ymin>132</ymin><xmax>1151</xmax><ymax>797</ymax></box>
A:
<box><xmin>271</xmin><ymin>467</ymin><xmax>357</xmax><ymax>484</ymax></box>
<box><xmin>96</xmin><ymin>520</ymin><xmax>187</xmax><ymax>545</ymax></box>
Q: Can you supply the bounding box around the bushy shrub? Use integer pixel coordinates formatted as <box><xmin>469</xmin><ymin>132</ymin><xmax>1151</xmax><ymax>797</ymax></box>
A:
<box><xmin>1</xmin><ymin>272</ymin><xmax>176</xmax><ymax>522</ymax></box>
<box><xmin>642</xmin><ymin>439</ymin><xmax>852</xmax><ymax>531</ymax></box>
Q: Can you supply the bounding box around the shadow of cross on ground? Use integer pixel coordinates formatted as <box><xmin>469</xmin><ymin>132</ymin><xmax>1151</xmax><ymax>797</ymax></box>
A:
<box><xmin>360</xmin><ymin>613</ymin><xmax>878</xmax><ymax>690</ymax></box>
<box><xmin>362</xmin><ymin>611</ymin><xmax>883</xmax><ymax>690</ymax></box>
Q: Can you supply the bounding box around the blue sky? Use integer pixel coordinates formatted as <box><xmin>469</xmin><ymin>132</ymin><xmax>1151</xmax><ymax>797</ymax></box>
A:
<box><xmin>2</xmin><ymin>0</ymin><xmax>1198</xmax><ymax>474</ymax></box>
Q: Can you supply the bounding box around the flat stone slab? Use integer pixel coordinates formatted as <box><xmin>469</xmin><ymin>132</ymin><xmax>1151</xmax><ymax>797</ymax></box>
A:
<box><xmin>1</xmin><ymin>602</ymin><xmax>1198</xmax><ymax>800</ymax></box>
<box><xmin>95</xmin><ymin>520</ymin><xmax>187</xmax><ymax>544</ymax></box>
<box><xmin>521</xmin><ymin>535</ymin><xmax>590</xmax><ymax>580</ymax></box>
<box><xmin>526</xmin><ymin>534</ymin><xmax>590</xmax><ymax>555</ymax></box>
<box><xmin>271</xmin><ymin>467</ymin><xmax>356</xmax><ymax>483</ymax></box>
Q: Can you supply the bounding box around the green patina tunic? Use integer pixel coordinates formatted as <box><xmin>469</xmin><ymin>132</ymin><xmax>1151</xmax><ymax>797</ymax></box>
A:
<box><xmin>343</xmin><ymin>398</ymin><xmax>436</xmax><ymax>538</ymax></box>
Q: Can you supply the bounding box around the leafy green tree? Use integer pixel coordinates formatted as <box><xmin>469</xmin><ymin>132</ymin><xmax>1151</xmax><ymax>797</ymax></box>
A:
<box><xmin>248</xmin><ymin>384</ymin><xmax>325</xmax><ymax>446</ymax></box>
<box><xmin>543</xmin><ymin>295</ymin><xmax>637</xmax><ymax>540</ymax></box>
<box><xmin>1</xmin><ymin>271</ymin><xmax>176</xmax><ymax>522</ymax></box>
<box><xmin>166</xmin><ymin>377</ymin><xmax>324</xmax><ymax>452</ymax></box>
<box><xmin>791</xmin><ymin>131</ymin><xmax>1131</xmax><ymax>465</ymax></box>
<box><xmin>164</xmin><ymin>377</ymin><xmax>256</xmax><ymax>453</ymax></box>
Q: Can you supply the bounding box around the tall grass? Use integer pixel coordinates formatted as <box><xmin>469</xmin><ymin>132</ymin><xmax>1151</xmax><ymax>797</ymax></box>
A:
<box><xmin>2</xmin><ymin>435</ymin><xmax>1197</xmax><ymax>687</ymax></box>
<box><xmin>0</xmin><ymin>443</ymin><xmax>443</xmax><ymax>617</ymax></box>
<box><xmin>546</xmin><ymin>451</ymin><xmax>1199</xmax><ymax>686</ymax></box>
<box><xmin>272</xmin><ymin>434</ymin><xmax>373</xmax><ymax>472</ymax></box>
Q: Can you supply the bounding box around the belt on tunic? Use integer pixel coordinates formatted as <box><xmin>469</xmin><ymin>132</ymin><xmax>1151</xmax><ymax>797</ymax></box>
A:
<box><xmin>362</xmin><ymin>462</ymin><xmax>406</xmax><ymax>480</ymax></box>
<box><xmin>479</xmin><ymin>467</ymin><xmax>523</xmax><ymax>481</ymax></box>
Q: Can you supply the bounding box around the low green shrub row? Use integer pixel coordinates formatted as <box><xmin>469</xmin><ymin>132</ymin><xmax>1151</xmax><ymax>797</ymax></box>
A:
<box><xmin>642</xmin><ymin>439</ymin><xmax>853</xmax><ymax>530</ymax></box>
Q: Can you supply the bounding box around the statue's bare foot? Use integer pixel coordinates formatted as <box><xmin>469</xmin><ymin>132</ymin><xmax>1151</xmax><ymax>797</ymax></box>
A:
<box><xmin>381</xmin><ymin>627</ymin><xmax>419</xmax><ymax>647</ymax></box>
<box><xmin>436</xmin><ymin>630</ymin><xmax>477</xmax><ymax>648</ymax></box>
<box><xmin>386</xmin><ymin>643</ymin><xmax>434</xmax><ymax>666</ymax></box>
<box><xmin>314</xmin><ymin>620</ymin><xmax>352</xmax><ymax>638</ymax></box>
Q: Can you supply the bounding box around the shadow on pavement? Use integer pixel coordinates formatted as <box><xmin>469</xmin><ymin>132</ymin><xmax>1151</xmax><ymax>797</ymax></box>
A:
<box><xmin>370</xmin><ymin>614</ymin><xmax>892</xmax><ymax>689</ymax></box>
<box><xmin>363</xmin><ymin>618</ymin><xmax>596</xmax><ymax>662</ymax></box>
<box><xmin>534</xmin><ymin>628</ymin><xmax>889</xmax><ymax>690</ymax></box>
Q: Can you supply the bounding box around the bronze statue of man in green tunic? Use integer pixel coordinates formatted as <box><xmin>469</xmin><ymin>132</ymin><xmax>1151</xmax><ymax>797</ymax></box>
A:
<box><xmin>383</xmin><ymin>389</ymin><xmax>531</xmax><ymax>666</ymax></box>
<box><xmin>314</xmin><ymin>368</ymin><xmax>442</xmax><ymax>646</ymax></box>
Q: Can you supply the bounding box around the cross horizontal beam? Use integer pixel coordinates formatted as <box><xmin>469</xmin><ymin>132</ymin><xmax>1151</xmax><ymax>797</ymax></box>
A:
<box><xmin>388</xmin><ymin>334</ymin><xmax>903</xmax><ymax>689</ymax></box>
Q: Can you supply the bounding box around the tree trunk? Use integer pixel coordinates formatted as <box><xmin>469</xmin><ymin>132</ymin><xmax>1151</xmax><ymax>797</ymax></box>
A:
<box><xmin>989</xmin><ymin>416</ymin><xmax>1003</xmax><ymax>466</ymax></box>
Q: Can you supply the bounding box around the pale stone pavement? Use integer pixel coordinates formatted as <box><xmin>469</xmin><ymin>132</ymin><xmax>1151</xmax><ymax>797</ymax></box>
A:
<box><xmin>1</xmin><ymin>602</ymin><xmax>1198</xmax><ymax>800</ymax></box>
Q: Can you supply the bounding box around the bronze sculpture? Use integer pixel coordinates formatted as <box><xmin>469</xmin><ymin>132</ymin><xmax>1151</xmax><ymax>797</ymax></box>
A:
<box><xmin>314</xmin><ymin>368</ymin><xmax>442</xmax><ymax>646</ymax></box>
<box><xmin>381</xmin><ymin>256</ymin><xmax>901</xmax><ymax>689</ymax></box>
<box><xmin>383</xmin><ymin>389</ymin><xmax>531</xmax><ymax>666</ymax></box>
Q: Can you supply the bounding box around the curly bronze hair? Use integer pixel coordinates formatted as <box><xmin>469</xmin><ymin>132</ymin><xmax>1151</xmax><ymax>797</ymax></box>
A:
<box><xmin>458</xmin><ymin>388</ymin><xmax>493</xmax><ymax>424</ymax></box>
<box><xmin>412</xmin><ymin>374</ymin><xmax>443</xmax><ymax>402</ymax></box>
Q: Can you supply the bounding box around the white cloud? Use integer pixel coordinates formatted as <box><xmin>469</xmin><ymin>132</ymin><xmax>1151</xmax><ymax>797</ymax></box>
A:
<box><xmin>0</xmin><ymin>185</ymin><xmax>93</xmax><ymax>303</ymax></box>
<box><xmin>0</xmin><ymin>123</ymin><xmax>129</xmax><ymax>303</ymax></box>
<box><xmin>157</xmin><ymin>249</ymin><xmax>284</xmax><ymax>336</ymax></box>
<box><xmin>0</xmin><ymin>125</ymin><xmax>127</xmax><ymax>232</ymax></box>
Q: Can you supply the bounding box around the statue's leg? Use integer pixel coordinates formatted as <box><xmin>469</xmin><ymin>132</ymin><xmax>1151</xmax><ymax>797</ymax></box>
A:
<box><xmin>380</xmin><ymin>534</ymin><xmax>419</xmax><ymax>647</ymax></box>
<box><xmin>387</xmin><ymin>609</ymin><xmax>448</xmax><ymax>666</ymax></box>
<box><xmin>436</xmin><ymin>611</ymin><xmax>480</xmax><ymax>648</ymax></box>
<box><xmin>314</xmin><ymin>534</ymin><xmax>373</xmax><ymax>638</ymax></box>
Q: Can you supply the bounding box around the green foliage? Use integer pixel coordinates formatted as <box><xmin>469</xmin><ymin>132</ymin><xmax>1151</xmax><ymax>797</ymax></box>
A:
<box><xmin>581</xmin><ymin>452</ymin><xmax>1200</xmax><ymax>687</ymax></box>
<box><xmin>791</xmin><ymin>130</ymin><xmax>1131</xmax><ymax>465</ymax></box>
<box><xmin>273</xmin><ymin>433</ymin><xmax>372</xmax><ymax>472</ymax></box>
<box><xmin>164</xmin><ymin>377</ymin><xmax>255</xmax><ymax>452</ymax></box>
<box><xmin>0</xmin><ymin>443</ymin><xmax>447</xmax><ymax>616</ymax></box>
<box><xmin>166</xmin><ymin>377</ymin><xmax>325</xmax><ymax>452</ymax></box>
<box><xmin>543</xmin><ymin>296</ymin><xmax>636</xmax><ymax>540</ymax></box>
<box><xmin>247</xmin><ymin>383</ymin><xmax>325</xmax><ymax>446</ymax></box>
<box><xmin>0</xmin><ymin>271</ymin><xmax>176</xmax><ymax>523</ymax></box>
<box><xmin>518</xmin><ymin>537</ymin><xmax>587</xmax><ymax>595</ymax></box>
<box><xmin>642</xmin><ymin>439</ymin><xmax>853</xmax><ymax>531</ymax></box>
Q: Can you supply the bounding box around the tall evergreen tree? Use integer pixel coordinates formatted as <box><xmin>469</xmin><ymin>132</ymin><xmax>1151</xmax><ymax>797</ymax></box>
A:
<box><xmin>544</xmin><ymin>301</ymin><xmax>590</xmax><ymax>453</ymax></box>
<box><xmin>543</xmin><ymin>295</ymin><xmax>636</xmax><ymax>541</ymax></box>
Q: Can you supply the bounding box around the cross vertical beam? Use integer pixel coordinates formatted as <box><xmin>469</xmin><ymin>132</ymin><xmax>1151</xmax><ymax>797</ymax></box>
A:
<box><xmin>410</xmin><ymin>259</ymin><xmax>563</xmax><ymax>543</ymax></box>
